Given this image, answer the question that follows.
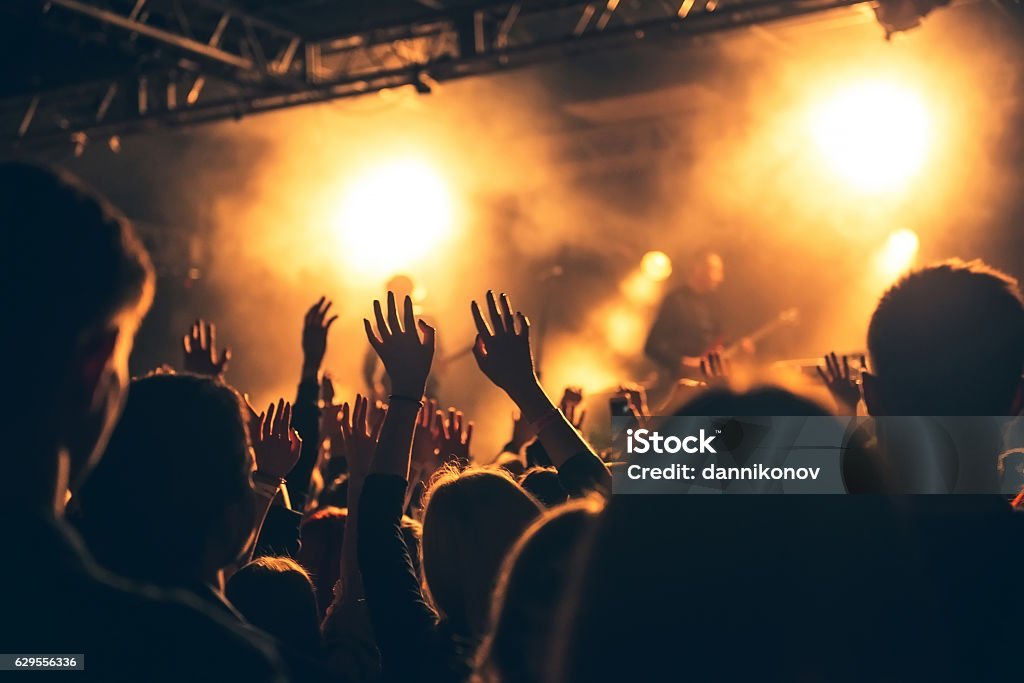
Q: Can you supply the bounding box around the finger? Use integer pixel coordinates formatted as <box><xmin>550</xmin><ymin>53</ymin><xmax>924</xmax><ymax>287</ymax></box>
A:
<box><xmin>340</xmin><ymin>402</ymin><xmax>351</xmax><ymax>438</ymax></box>
<box><xmin>282</xmin><ymin>401</ymin><xmax>292</xmax><ymax>434</ymax></box>
<box><xmin>191</xmin><ymin>320</ymin><xmax>200</xmax><ymax>343</ymax></box>
<box><xmin>419</xmin><ymin>320</ymin><xmax>435</xmax><ymax>352</ymax></box>
<box><xmin>182</xmin><ymin>335</ymin><xmax>191</xmax><ymax>354</ymax></box>
<box><xmin>515</xmin><ymin>312</ymin><xmax>530</xmax><ymax>337</ymax></box>
<box><xmin>373</xmin><ymin>300</ymin><xmax>390</xmax><ymax>339</ymax></box>
<box><xmin>403</xmin><ymin>295</ymin><xmax>416</xmax><ymax>339</ymax></box>
<box><xmin>471</xmin><ymin>301</ymin><xmax>493</xmax><ymax>338</ymax></box>
<box><xmin>830</xmin><ymin>352</ymin><xmax>840</xmax><ymax>379</ymax></box>
<box><xmin>842</xmin><ymin>355</ymin><xmax>850</xmax><ymax>380</ymax></box>
<box><xmin>325</xmin><ymin>315</ymin><xmax>338</xmax><ymax>331</ymax></box>
<box><xmin>275</xmin><ymin>398</ymin><xmax>287</xmax><ymax>436</ymax></box>
<box><xmin>208</xmin><ymin>322</ymin><xmax>217</xmax><ymax>358</ymax></box>
<box><xmin>222</xmin><ymin>348</ymin><xmax>232</xmax><ymax>366</ymax></box>
<box><xmin>364</xmin><ymin>318</ymin><xmax>383</xmax><ymax>351</ymax></box>
<box><xmin>700</xmin><ymin>358</ymin><xmax>708</xmax><ymax>378</ymax></box>
<box><xmin>198</xmin><ymin>320</ymin><xmax>208</xmax><ymax>352</ymax></box>
<box><xmin>263</xmin><ymin>403</ymin><xmax>275</xmax><ymax>441</ymax></box>
<box><xmin>499</xmin><ymin>293</ymin><xmax>515</xmax><ymax>331</ymax></box>
<box><xmin>320</xmin><ymin>298</ymin><xmax>331</xmax><ymax>319</ymax></box>
<box><xmin>386</xmin><ymin>291</ymin><xmax>402</xmax><ymax>334</ymax></box>
<box><xmin>816</xmin><ymin>365</ymin><xmax>829</xmax><ymax>385</ymax></box>
<box><xmin>464</xmin><ymin>422</ymin><xmax>474</xmax><ymax>447</ymax></box>
<box><xmin>354</xmin><ymin>394</ymin><xmax>365</xmax><ymax>434</ymax></box>
<box><xmin>258</xmin><ymin>412</ymin><xmax>267</xmax><ymax>441</ymax></box>
<box><xmin>486</xmin><ymin>290</ymin><xmax>504</xmax><ymax>334</ymax></box>
<box><xmin>859</xmin><ymin>355</ymin><xmax>867</xmax><ymax>371</ymax></box>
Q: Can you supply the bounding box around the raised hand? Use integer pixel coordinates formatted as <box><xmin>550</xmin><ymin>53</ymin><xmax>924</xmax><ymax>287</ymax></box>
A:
<box><xmin>559</xmin><ymin>386</ymin><xmax>586</xmax><ymax>432</ymax></box>
<box><xmin>410</xmin><ymin>398</ymin><xmax>442</xmax><ymax>471</ymax></box>
<box><xmin>364</xmin><ymin>292</ymin><xmax>435</xmax><ymax>399</ymax></box>
<box><xmin>337</xmin><ymin>394</ymin><xmax>383</xmax><ymax>478</ymax></box>
<box><xmin>616</xmin><ymin>384</ymin><xmax>650</xmax><ymax>423</ymax></box>
<box><xmin>182</xmin><ymin>319</ymin><xmax>231</xmax><ymax>377</ymax></box>
<box><xmin>816</xmin><ymin>352</ymin><xmax>863</xmax><ymax>414</ymax></box>
<box><xmin>507</xmin><ymin>410</ymin><xmax>537</xmax><ymax>453</ymax></box>
<box><xmin>302</xmin><ymin>296</ymin><xmax>338</xmax><ymax>377</ymax></box>
<box><xmin>440</xmin><ymin>407</ymin><xmax>473</xmax><ymax>466</ymax></box>
<box><xmin>254</xmin><ymin>399</ymin><xmax>301</xmax><ymax>481</ymax></box>
<box><xmin>700</xmin><ymin>351</ymin><xmax>729</xmax><ymax>386</ymax></box>
<box><xmin>322</xmin><ymin>372</ymin><xmax>337</xmax><ymax>406</ymax></box>
<box><xmin>471</xmin><ymin>290</ymin><xmax>537</xmax><ymax>401</ymax></box>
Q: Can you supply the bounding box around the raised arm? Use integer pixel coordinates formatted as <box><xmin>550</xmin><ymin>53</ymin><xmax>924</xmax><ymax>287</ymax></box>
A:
<box><xmin>363</xmin><ymin>292</ymin><xmax>435</xmax><ymax>479</ymax></box>
<box><xmin>356</xmin><ymin>292</ymin><xmax>444</xmax><ymax>681</ymax></box>
<box><xmin>290</xmin><ymin>297</ymin><xmax>338</xmax><ymax>505</ymax></box>
<box><xmin>246</xmin><ymin>398</ymin><xmax>301</xmax><ymax>563</ymax></box>
<box><xmin>470</xmin><ymin>290</ymin><xmax>610</xmax><ymax>496</ymax></box>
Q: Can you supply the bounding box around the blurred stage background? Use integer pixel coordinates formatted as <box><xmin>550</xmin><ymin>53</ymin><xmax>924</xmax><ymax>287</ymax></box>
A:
<box><xmin>4</xmin><ymin>0</ymin><xmax>1023</xmax><ymax>455</ymax></box>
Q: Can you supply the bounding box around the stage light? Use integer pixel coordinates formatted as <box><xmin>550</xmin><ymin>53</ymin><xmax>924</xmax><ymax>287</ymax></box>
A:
<box><xmin>641</xmin><ymin>250</ymin><xmax>673</xmax><ymax>281</ymax></box>
<box><xmin>811</xmin><ymin>82</ymin><xmax>932</xmax><ymax>193</ymax></box>
<box><xmin>332</xmin><ymin>158</ymin><xmax>455</xmax><ymax>277</ymax></box>
<box><xmin>876</xmin><ymin>228</ymin><xmax>920</xmax><ymax>280</ymax></box>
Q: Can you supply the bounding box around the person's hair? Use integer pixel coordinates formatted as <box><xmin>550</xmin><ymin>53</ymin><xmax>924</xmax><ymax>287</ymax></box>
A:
<box><xmin>420</xmin><ymin>465</ymin><xmax>543</xmax><ymax>635</ymax></box>
<box><xmin>0</xmin><ymin>162</ymin><xmax>154</xmax><ymax>466</ymax></box>
<box><xmin>75</xmin><ymin>373</ymin><xmax>254</xmax><ymax>583</ymax></box>
<box><xmin>493</xmin><ymin>452</ymin><xmax>526</xmax><ymax>478</ymax></box>
<box><xmin>225</xmin><ymin>556</ymin><xmax>323</xmax><ymax>658</ymax></box>
<box><xmin>474</xmin><ymin>498</ymin><xmax>602</xmax><ymax>683</ymax></box>
<box><xmin>867</xmin><ymin>259</ymin><xmax>1024</xmax><ymax>415</ymax></box>
<box><xmin>519</xmin><ymin>467</ymin><xmax>569</xmax><ymax>508</ymax></box>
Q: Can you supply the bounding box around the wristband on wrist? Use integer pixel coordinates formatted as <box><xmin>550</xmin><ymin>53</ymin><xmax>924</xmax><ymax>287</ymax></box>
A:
<box><xmin>253</xmin><ymin>471</ymin><xmax>284</xmax><ymax>497</ymax></box>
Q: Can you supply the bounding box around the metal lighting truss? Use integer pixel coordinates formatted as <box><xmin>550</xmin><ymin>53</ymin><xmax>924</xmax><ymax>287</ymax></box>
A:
<box><xmin>4</xmin><ymin>0</ymin><xmax>876</xmax><ymax>148</ymax></box>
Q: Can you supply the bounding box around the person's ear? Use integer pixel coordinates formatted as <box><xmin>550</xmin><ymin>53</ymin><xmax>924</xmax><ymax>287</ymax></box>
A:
<box><xmin>862</xmin><ymin>371</ymin><xmax>882</xmax><ymax>417</ymax></box>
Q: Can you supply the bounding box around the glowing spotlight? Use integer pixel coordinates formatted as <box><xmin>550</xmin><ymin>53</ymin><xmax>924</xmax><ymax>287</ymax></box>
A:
<box><xmin>811</xmin><ymin>82</ymin><xmax>932</xmax><ymax>192</ymax></box>
<box><xmin>641</xmin><ymin>250</ymin><xmax>673</xmax><ymax>281</ymax></box>
<box><xmin>332</xmin><ymin>158</ymin><xmax>455</xmax><ymax>277</ymax></box>
<box><xmin>602</xmin><ymin>305</ymin><xmax>647</xmax><ymax>354</ymax></box>
<box><xmin>876</xmin><ymin>228</ymin><xmax>920</xmax><ymax>280</ymax></box>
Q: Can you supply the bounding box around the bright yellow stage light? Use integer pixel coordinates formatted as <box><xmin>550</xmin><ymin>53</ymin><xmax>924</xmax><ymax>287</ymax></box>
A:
<box><xmin>641</xmin><ymin>250</ymin><xmax>673</xmax><ymax>281</ymax></box>
<box><xmin>332</xmin><ymin>158</ymin><xmax>455</xmax><ymax>276</ymax></box>
<box><xmin>876</xmin><ymin>228</ymin><xmax>920</xmax><ymax>280</ymax></box>
<box><xmin>811</xmin><ymin>82</ymin><xmax>932</xmax><ymax>192</ymax></box>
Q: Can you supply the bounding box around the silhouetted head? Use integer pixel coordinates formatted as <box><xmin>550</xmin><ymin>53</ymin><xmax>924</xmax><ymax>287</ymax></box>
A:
<box><xmin>0</xmin><ymin>162</ymin><xmax>154</xmax><ymax>510</ymax></box>
<box><xmin>675</xmin><ymin>386</ymin><xmax>887</xmax><ymax>493</ymax></box>
<box><xmin>493</xmin><ymin>452</ymin><xmax>526</xmax><ymax>478</ymax></box>
<box><xmin>421</xmin><ymin>466</ymin><xmax>542</xmax><ymax>636</ymax></box>
<box><xmin>688</xmin><ymin>251</ymin><xmax>724</xmax><ymax>293</ymax></box>
<box><xmin>225</xmin><ymin>557</ymin><xmax>323</xmax><ymax>658</ymax></box>
<box><xmin>298</xmin><ymin>506</ymin><xmax>422</xmax><ymax>616</ymax></box>
<box><xmin>76</xmin><ymin>374</ymin><xmax>255</xmax><ymax>586</ymax></box>
<box><xmin>864</xmin><ymin>259</ymin><xmax>1024</xmax><ymax>415</ymax></box>
<box><xmin>518</xmin><ymin>467</ymin><xmax>569</xmax><ymax>508</ymax></box>
<box><xmin>475</xmin><ymin>498</ymin><xmax>602</xmax><ymax>683</ymax></box>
